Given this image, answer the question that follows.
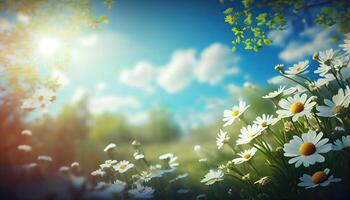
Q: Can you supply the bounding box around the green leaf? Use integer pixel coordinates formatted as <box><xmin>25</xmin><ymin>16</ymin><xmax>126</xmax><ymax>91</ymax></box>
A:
<box><xmin>263</xmin><ymin>39</ymin><xmax>271</xmax><ymax>45</ymax></box>
<box><xmin>223</xmin><ymin>7</ymin><xmax>234</xmax><ymax>14</ymax></box>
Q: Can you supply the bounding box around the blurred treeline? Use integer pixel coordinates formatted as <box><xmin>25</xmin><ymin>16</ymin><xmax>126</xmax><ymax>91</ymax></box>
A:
<box><xmin>1</xmin><ymin>86</ymin><xmax>274</xmax><ymax>178</ymax></box>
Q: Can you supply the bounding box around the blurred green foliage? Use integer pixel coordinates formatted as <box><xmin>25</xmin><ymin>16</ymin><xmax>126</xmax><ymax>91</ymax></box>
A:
<box><xmin>222</xmin><ymin>0</ymin><xmax>350</xmax><ymax>52</ymax></box>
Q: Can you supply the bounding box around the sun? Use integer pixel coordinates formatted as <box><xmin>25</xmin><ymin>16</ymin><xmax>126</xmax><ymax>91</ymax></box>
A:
<box><xmin>38</xmin><ymin>38</ymin><xmax>60</xmax><ymax>55</ymax></box>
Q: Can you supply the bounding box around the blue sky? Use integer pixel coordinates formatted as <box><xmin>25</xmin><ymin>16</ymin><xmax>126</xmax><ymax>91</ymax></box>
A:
<box><xmin>48</xmin><ymin>0</ymin><xmax>338</xmax><ymax>130</ymax></box>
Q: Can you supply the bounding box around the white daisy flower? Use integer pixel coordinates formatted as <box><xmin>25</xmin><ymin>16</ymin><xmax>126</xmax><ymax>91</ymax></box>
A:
<box><xmin>283</xmin><ymin>130</ymin><xmax>332</xmax><ymax>167</ymax></box>
<box><xmin>263</xmin><ymin>86</ymin><xmax>285</xmax><ymax>99</ymax></box>
<box><xmin>113</xmin><ymin>160</ymin><xmax>134</xmax><ymax>173</ymax></box>
<box><xmin>194</xmin><ymin>145</ymin><xmax>201</xmax><ymax>152</ymax></box>
<box><xmin>17</xmin><ymin>144</ymin><xmax>32</xmax><ymax>152</ymax></box>
<box><xmin>38</xmin><ymin>155</ymin><xmax>53</xmax><ymax>162</ymax></box>
<box><xmin>134</xmin><ymin>151</ymin><xmax>145</xmax><ymax>160</ymax></box>
<box><xmin>314</xmin><ymin>49</ymin><xmax>336</xmax><ymax>76</ymax></box>
<box><xmin>128</xmin><ymin>184</ymin><xmax>155</xmax><ymax>199</ymax></box>
<box><xmin>103</xmin><ymin>143</ymin><xmax>116</xmax><ymax>152</ymax></box>
<box><xmin>21</xmin><ymin>130</ymin><xmax>32</xmax><ymax>136</ymax></box>
<box><xmin>316</xmin><ymin>87</ymin><xmax>350</xmax><ymax>117</ymax></box>
<box><xmin>100</xmin><ymin>160</ymin><xmax>117</xmax><ymax>170</ymax></box>
<box><xmin>340</xmin><ymin>35</ymin><xmax>350</xmax><ymax>55</ymax></box>
<box><xmin>332</xmin><ymin>135</ymin><xmax>350</xmax><ymax>151</ymax></box>
<box><xmin>216</xmin><ymin>129</ymin><xmax>230</xmax><ymax>149</ymax></box>
<box><xmin>298</xmin><ymin>168</ymin><xmax>341</xmax><ymax>189</ymax></box>
<box><xmin>222</xmin><ymin>100</ymin><xmax>250</xmax><ymax>127</ymax></box>
<box><xmin>132</xmin><ymin>171</ymin><xmax>154</xmax><ymax>183</ymax></box>
<box><xmin>285</xmin><ymin>60</ymin><xmax>309</xmax><ymax>76</ymax></box>
<box><xmin>236</xmin><ymin>124</ymin><xmax>263</xmax><ymax>145</ymax></box>
<box><xmin>21</xmin><ymin>86</ymin><xmax>56</xmax><ymax>110</ymax></box>
<box><xmin>254</xmin><ymin>176</ymin><xmax>271</xmax><ymax>186</ymax></box>
<box><xmin>277</xmin><ymin>93</ymin><xmax>316</xmax><ymax>122</ymax></box>
<box><xmin>232</xmin><ymin>148</ymin><xmax>257</xmax><ymax>164</ymax></box>
<box><xmin>159</xmin><ymin>153</ymin><xmax>174</xmax><ymax>160</ymax></box>
<box><xmin>253</xmin><ymin>114</ymin><xmax>279</xmax><ymax>130</ymax></box>
<box><xmin>201</xmin><ymin>169</ymin><xmax>224</xmax><ymax>185</ymax></box>
<box><xmin>23</xmin><ymin>163</ymin><xmax>38</xmax><ymax>169</ymax></box>
<box><xmin>332</xmin><ymin>54</ymin><xmax>349</xmax><ymax>69</ymax></box>
<box><xmin>312</xmin><ymin>73</ymin><xmax>335</xmax><ymax>88</ymax></box>
<box><xmin>91</xmin><ymin>169</ymin><xmax>106</xmax><ymax>177</ymax></box>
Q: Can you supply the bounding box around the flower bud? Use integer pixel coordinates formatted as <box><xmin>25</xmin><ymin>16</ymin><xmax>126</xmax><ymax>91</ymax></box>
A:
<box><xmin>275</xmin><ymin>64</ymin><xmax>284</xmax><ymax>72</ymax></box>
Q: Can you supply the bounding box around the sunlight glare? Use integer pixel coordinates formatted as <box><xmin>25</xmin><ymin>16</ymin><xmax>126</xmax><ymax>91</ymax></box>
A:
<box><xmin>38</xmin><ymin>38</ymin><xmax>60</xmax><ymax>55</ymax></box>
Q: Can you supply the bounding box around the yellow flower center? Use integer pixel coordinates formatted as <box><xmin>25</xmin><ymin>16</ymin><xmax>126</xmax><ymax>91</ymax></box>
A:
<box><xmin>261</xmin><ymin>122</ymin><xmax>268</xmax><ymax>127</ymax></box>
<box><xmin>296</xmin><ymin>66</ymin><xmax>302</xmax><ymax>73</ymax></box>
<box><xmin>119</xmin><ymin>165</ymin><xmax>126</xmax><ymax>170</ymax></box>
<box><xmin>299</xmin><ymin>142</ymin><xmax>316</xmax><ymax>156</ymax></box>
<box><xmin>311</xmin><ymin>171</ymin><xmax>327</xmax><ymax>184</ymax></box>
<box><xmin>232</xmin><ymin>110</ymin><xmax>239</xmax><ymax>117</ymax></box>
<box><xmin>290</xmin><ymin>102</ymin><xmax>304</xmax><ymax>114</ymax></box>
<box><xmin>333</xmin><ymin>105</ymin><xmax>342</xmax><ymax>114</ymax></box>
<box><xmin>242</xmin><ymin>153</ymin><xmax>251</xmax><ymax>159</ymax></box>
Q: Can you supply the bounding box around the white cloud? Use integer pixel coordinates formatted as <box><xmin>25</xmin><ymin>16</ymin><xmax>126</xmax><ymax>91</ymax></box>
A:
<box><xmin>279</xmin><ymin>26</ymin><xmax>336</xmax><ymax>62</ymax></box>
<box><xmin>71</xmin><ymin>88</ymin><xmax>87</xmax><ymax>103</ymax></box>
<box><xmin>195</xmin><ymin>43</ymin><xmax>240</xmax><ymax>85</ymax></box>
<box><xmin>119</xmin><ymin>61</ymin><xmax>157</xmax><ymax>92</ymax></box>
<box><xmin>79</xmin><ymin>34</ymin><xmax>98</xmax><ymax>47</ymax></box>
<box><xmin>268</xmin><ymin>25</ymin><xmax>293</xmax><ymax>46</ymax></box>
<box><xmin>119</xmin><ymin>43</ymin><xmax>240</xmax><ymax>94</ymax></box>
<box><xmin>96</xmin><ymin>82</ymin><xmax>107</xmax><ymax>91</ymax></box>
<box><xmin>227</xmin><ymin>83</ymin><xmax>242</xmax><ymax>95</ymax></box>
<box><xmin>157</xmin><ymin>49</ymin><xmax>197</xmax><ymax>93</ymax></box>
<box><xmin>89</xmin><ymin>95</ymin><xmax>141</xmax><ymax>115</ymax></box>
<box><xmin>267</xmin><ymin>75</ymin><xmax>285</xmax><ymax>85</ymax></box>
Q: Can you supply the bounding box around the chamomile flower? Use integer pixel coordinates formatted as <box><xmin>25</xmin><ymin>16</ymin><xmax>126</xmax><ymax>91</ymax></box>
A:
<box><xmin>254</xmin><ymin>176</ymin><xmax>271</xmax><ymax>186</ymax></box>
<box><xmin>312</xmin><ymin>73</ymin><xmax>335</xmax><ymax>88</ymax></box>
<box><xmin>168</xmin><ymin>155</ymin><xmax>179</xmax><ymax>169</ymax></box>
<box><xmin>128</xmin><ymin>184</ymin><xmax>155</xmax><ymax>199</ymax></box>
<box><xmin>298</xmin><ymin>168</ymin><xmax>341</xmax><ymax>189</ymax></box>
<box><xmin>201</xmin><ymin>169</ymin><xmax>224</xmax><ymax>185</ymax></box>
<box><xmin>283</xmin><ymin>131</ymin><xmax>332</xmax><ymax>167</ymax></box>
<box><xmin>91</xmin><ymin>169</ymin><xmax>106</xmax><ymax>177</ymax></box>
<box><xmin>132</xmin><ymin>171</ymin><xmax>154</xmax><ymax>183</ymax></box>
<box><xmin>100</xmin><ymin>160</ymin><xmax>117</xmax><ymax>170</ymax></box>
<box><xmin>21</xmin><ymin>86</ymin><xmax>56</xmax><ymax>110</ymax></box>
<box><xmin>113</xmin><ymin>160</ymin><xmax>134</xmax><ymax>173</ymax></box>
<box><xmin>277</xmin><ymin>93</ymin><xmax>316</xmax><ymax>122</ymax></box>
<box><xmin>216</xmin><ymin>129</ymin><xmax>230</xmax><ymax>149</ymax></box>
<box><xmin>317</xmin><ymin>87</ymin><xmax>350</xmax><ymax>117</ymax></box>
<box><xmin>314</xmin><ymin>49</ymin><xmax>337</xmax><ymax>75</ymax></box>
<box><xmin>133</xmin><ymin>151</ymin><xmax>145</xmax><ymax>160</ymax></box>
<box><xmin>332</xmin><ymin>135</ymin><xmax>350</xmax><ymax>151</ymax></box>
<box><xmin>38</xmin><ymin>155</ymin><xmax>53</xmax><ymax>162</ymax></box>
<box><xmin>232</xmin><ymin>147</ymin><xmax>257</xmax><ymax>164</ymax></box>
<box><xmin>103</xmin><ymin>143</ymin><xmax>116</xmax><ymax>152</ymax></box>
<box><xmin>159</xmin><ymin>153</ymin><xmax>174</xmax><ymax>160</ymax></box>
<box><xmin>21</xmin><ymin>130</ymin><xmax>32</xmax><ymax>136</ymax></box>
<box><xmin>262</xmin><ymin>86</ymin><xmax>285</xmax><ymax>99</ymax></box>
<box><xmin>285</xmin><ymin>60</ymin><xmax>309</xmax><ymax>76</ymax></box>
<box><xmin>17</xmin><ymin>144</ymin><xmax>32</xmax><ymax>152</ymax></box>
<box><xmin>254</xmin><ymin>114</ymin><xmax>279</xmax><ymax>130</ymax></box>
<box><xmin>340</xmin><ymin>35</ymin><xmax>350</xmax><ymax>55</ymax></box>
<box><xmin>236</xmin><ymin>124</ymin><xmax>263</xmax><ymax>145</ymax></box>
<box><xmin>223</xmin><ymin>100</ymin><xmax>250</xmax><ymax>127</ymax></box>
